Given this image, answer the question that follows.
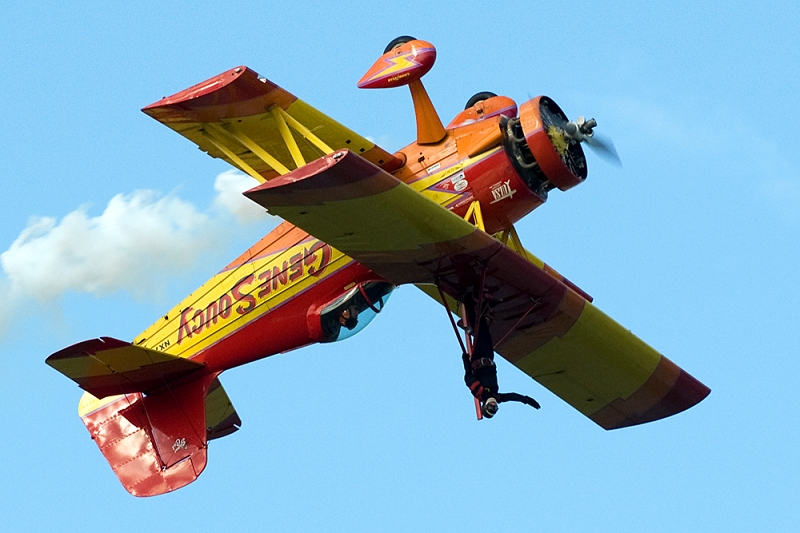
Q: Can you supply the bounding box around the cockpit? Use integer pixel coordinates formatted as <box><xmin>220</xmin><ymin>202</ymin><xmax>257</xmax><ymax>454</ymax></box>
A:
<box><xmin>316</xmin><ymin>281</ymin><xmax>394</xmax><ymax>342</ymax></box>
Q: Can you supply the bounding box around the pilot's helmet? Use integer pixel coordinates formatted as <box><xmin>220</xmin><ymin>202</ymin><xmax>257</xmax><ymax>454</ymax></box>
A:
<box><xmin>482</xmin><ymin>397</ymin><xmax>499</xmax><ymax>418</ymax></box>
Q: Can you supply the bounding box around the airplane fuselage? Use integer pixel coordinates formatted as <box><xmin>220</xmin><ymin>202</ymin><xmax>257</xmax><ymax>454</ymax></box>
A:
<box><xmin>134</xmin><ymin>101</ymin><xmax>561</xmax><ymax>374</ymax></box>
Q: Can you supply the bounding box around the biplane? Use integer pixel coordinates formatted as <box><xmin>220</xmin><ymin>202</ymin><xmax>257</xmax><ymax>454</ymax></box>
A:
<box><xmin>46</xmin><ymin>37</ymin><xmax>710</xmax><ymax>497</ymax></box>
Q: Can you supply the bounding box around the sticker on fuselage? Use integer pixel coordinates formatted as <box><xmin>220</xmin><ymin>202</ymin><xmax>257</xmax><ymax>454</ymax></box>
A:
<box><xmin>427</xmin><ymin>162</ymin><xmax>441</xmax><ymax>174</ymax></box>
<box><xmin>451</xmin><ymin>172</ymin><xmax>468</xmax><ymax>192</ymax></box>
<box><xmin>490</xmin><ymin>180</ymin><xmax>516</xmax><ymax>203</ymax></box>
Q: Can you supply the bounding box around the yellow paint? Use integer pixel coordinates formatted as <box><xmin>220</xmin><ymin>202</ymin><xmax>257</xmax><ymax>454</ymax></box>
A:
<box><xmin>407</xmin><ymin>150</ymin><xmax>498</xmax><ymax>208</ymax></box>
<box><xmin>270</xmin><ymin>106</ymin><xmax>305</xmax><ymax>167</ymax></box>
<box><xmin>369</xmin><ymin>52</ymin><xmax>419</xmax><ymax>79</ymax></box>
<box><xmin>149</xmin><ymin>94</ymin><xmax>389</xmax><ymax>182</ymax></box>
<box><xmin>547</xmin><ymin>124</ymin><xmax>569</xmax><ymax>157</ymax></box>
<box><xmin>273</xmin><ymin>106</ymin><xmax>334</xmax><ymax>155</ymax></box>
<box><xmin>78</xmin><ymin>391</ymin><xmax>123</xmax><ymax>417</ymax></box>
<box><xmin>286</xmin><ymin>99</ymin><xmax>377</xmax><ymax>158</ymax></box>
<box><xmin>463</xmin><ymin>201</ymin><xmax>485</xmax><ymax>231</ymax></box>
<box><xmin>201</xmin><ymin>129</ymin><xmax>266</xmax><ymax>182</ymax></box>
<box><xmin>495</xmin><ymin>225</ymin><xmax>527</xmax><ymax>256</ymax></box>
<box><xmin>266</xmin><ymin>183</ymin><xmax>477</xmax><ymax>255</ymax></box>
<box><xmin>516</xmin><ymin>302</ymin><xmax>661</xmax><ymax>416</ymax></box>
<box><xmin>219</xmin><ymin>123</ymin><xmax>291</xmax><ymax>176</ymax></box>
<box><xmin>135</xmin><ymin>238</ymin><xmax>348</xmax><ymax>359</ymax></box>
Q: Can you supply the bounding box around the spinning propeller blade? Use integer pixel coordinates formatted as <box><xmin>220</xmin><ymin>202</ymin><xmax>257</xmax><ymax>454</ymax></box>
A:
<box><xmin>585</xmin><ymin>132</ymin><xmax>622</xmax><ymax>167</ymax></box>
<box><xmin>553</xmin><ymin>114</ymin><xmax>622</xmax><ymax>167</ymax></box>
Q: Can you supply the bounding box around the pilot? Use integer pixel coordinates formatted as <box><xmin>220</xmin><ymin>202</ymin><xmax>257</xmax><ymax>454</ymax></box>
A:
<box><xmin>462</xmin><ymin>298</ymin><xmax>540</xmax><ymax>418</ymax></box>
<box><xmin>338</xmin><ymin>305</ymin><xmax>359</xmax><ymax>330</ymax></box>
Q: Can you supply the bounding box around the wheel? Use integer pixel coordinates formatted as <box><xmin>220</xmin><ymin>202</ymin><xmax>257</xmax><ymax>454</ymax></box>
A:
<box><xmin>383</xmin><ymin>35</ymin><xmax>416</xmax><ymax>54</ymax></box>
<box><xmin>464</xmin><ymin>91</ymin><xmax>497</xmax><ymax>110</ymax></box>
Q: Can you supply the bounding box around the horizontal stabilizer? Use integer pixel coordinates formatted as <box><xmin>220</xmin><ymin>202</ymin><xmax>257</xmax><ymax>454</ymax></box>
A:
<box><xmin>46</xmin><ymin>337</ymin><xmax>204</xmax><ymax>399</ymax></box>
<box><xmin>78</xmin><ymin>374</ymin><xmax>216</xmax><ymax>497</ymax></box>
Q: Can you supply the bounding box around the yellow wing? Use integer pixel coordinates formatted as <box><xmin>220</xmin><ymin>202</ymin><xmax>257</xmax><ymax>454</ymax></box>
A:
<box><xmin>142</xmin><ymin>66</ymin><xmax>403</xmax><ymax>183</ymax></box>
<box><xmin>245</xmin><ymin>150</ymin><xmax>710</xmax><ymax>429</ymax></box>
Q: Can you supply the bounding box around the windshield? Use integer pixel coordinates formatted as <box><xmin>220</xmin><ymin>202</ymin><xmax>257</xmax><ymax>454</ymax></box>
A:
<box><xmin>318</xmin><ymin>281</ymin><xmax>394</xmax><ymax>342</ymax></box>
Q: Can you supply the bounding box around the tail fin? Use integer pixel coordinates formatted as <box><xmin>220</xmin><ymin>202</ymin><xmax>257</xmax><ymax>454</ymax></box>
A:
<box><xmin>78</xmin><ymin>374</ymin><xmax>239</xmax><ymax>497</ymax></box>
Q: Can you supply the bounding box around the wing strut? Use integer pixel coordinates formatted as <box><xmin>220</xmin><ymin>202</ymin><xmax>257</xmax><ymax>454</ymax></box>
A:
<box><xmin>495</xmin><ymin>225</ymin><xmax>525</xmax><ymax>255</ymax></box>
<box><xmin>463</xmin><ymin>200</ymin><xmax>486</xmax><ymax>231</ymax></box>
<box><xmin>270</xmin><ymin>106</ymin><xmax>306</xmax><ymax>167</ymax></box>
<box><xmin>201</xmin><ymin>129</ymin><xmax>269</xmax><ymax>183</ymax></box>
<box><xmin>433</xmin><ymin>280</ymin><xmax>481</xmax><ymax>419</ymax></box>
<box><xmin>434</xmin><ymin>268</ymin><xmax>491</xmax><ymax>421</ymax></box>
<box><xmin>436</xmin><ymin>281</ymin><xmax>467</xmax><ymax>355</ymax></box>
<box><xmin>272</xmin><ymin>106</ymin><xmax>335</xmax><ymax>155</ymax></box>
<box><xmin>215</xmin><ymin>124</ymin><xmax>291</xmax><ymax>175</ymax></box>
<box><xmin>459</xmin><ymin>301</ymin><xmax>484</xmax><ymax>420</ymax></box>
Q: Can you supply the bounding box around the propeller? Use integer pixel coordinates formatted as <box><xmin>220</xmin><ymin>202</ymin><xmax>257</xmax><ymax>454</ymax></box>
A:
<box><xmin>562</xmin><ymin>116</ymin><xmax>622</xmax><ymax>167</ymax></box>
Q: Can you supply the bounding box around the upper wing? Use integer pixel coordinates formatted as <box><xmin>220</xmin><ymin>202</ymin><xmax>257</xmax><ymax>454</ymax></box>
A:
<box><xmin>142</xmin><ymin>66</ymin><xmax>403</xmax><ymax>183</ymax></box>
<box><xmin>244</xmin><ymin>150</ymin><xmax>710</xmax><ymax>429</ymax></box>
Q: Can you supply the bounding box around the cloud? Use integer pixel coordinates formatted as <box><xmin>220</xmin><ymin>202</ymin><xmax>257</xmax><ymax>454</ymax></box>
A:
<box><xmin>213</xmin><ymin>170</ymin><xmax>272</xmax><ymax>224</ymax></box>
<box><xmin>0</xmin><ymin>279</ymin><xmax>11</xmax><ymax>338</ymax></box>
<box><xmin>1</xmin><ymin>190</ymin><xmax>220</xmax><ymax>302</ymax></box>
<box><xmin>0</xmin><ymin>171</ymin><xmax>272</xmax><ymax>315</ymax></box>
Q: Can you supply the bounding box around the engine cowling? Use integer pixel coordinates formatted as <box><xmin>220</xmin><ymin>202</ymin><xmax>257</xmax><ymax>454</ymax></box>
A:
<box><xmin>507</xmin><ymin>96</ymin><xmax>588</xmax><ymax>192</ymax></box>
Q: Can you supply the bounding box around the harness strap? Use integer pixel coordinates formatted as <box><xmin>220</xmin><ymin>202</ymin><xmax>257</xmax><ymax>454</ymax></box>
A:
<box><xmin>470</xmin><ymin>357</ymin><xmax>495</xmax><ymax>371</ymax></box>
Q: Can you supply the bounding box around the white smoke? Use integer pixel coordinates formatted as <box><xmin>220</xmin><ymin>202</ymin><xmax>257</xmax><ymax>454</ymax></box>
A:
<box><xmin>0</xmin><ymin>171</ymin><xmax>273</xmax><ymax>323</ymax></box>
<box><xmin>1</xmin><ymin>190</ymin><xmax>220</xmax><ymax>302</ymax></box>
<box><xmin>213</xmin><ymin>170</ymin><xmax>272</xmax><ymax>224</ymax></box>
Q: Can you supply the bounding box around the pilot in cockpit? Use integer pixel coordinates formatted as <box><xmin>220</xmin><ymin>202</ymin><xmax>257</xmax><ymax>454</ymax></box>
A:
<box><xmin>338</xmin><ymin>305</ymin><xmax>359</xmax><ymax>330</ymax></box>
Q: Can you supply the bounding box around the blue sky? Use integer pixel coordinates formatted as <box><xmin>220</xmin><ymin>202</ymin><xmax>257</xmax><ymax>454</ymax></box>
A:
<box><xmin>1</xmin><ymin>1</ymin><xmax>798</xmax><ymax>531</ymax></box>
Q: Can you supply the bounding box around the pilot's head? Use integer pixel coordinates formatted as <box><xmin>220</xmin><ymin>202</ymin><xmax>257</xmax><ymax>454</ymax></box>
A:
<box><xmin>339</xmin><ymin>306</ymin><xmax>359</xmax><ymax>330</ymax></box>
<box><xmin>482</xmin><ymin>397</ymin><xmax>499</xmax><ymax>418</ymax></box>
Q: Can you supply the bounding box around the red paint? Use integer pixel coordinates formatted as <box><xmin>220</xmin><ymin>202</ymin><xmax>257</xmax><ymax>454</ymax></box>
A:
<box><xmin>79</xmin><ymin>374</ymin><xmax>216</xmax><ymax>497</ymax></box>
<box><xmin>232</xmin><ymin>274</ymin><xmax>256</xmax><ymax>315</ymax></box>
<box><xmin>289</xmin><ymin>252</ymin><xmax>303</xmax><ymax>281</ymax></box>
<box><xmin>358</xmin><ymin>40</ymin><xmax>436</xmax><ymax>89</ymax></box>
<box><xmin>519</xmin><ymin>97</ymin><xmax>586</xmax><ymax>191</ymax></box>
<box><xmin>51</xmin><ymin>45</ymin><xmax>710</xmax><ymax>498</ymax></box>
<box><xmin>176</xmin><ymin>241</ymin><xmax>334</xmax><ymax>346</ymax></box>
<box><xmin>197</xmin><ymin>260</ymin><xmax>376</xmax><ymax>372</ymax></box>
<box><xmin>141</xmin><ymin>66</ymin><xmax>295</xmax><ymax>124</ymax></box>
<box><xmin>451</xmin><ymin>149</ymin><xmax>546</xmax><ymax>233</ymax></box>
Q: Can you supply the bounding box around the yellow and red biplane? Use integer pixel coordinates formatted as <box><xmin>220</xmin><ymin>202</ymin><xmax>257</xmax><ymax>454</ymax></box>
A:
<box><xmin>46</xmin><ymin>37</ymin><xmax>709</xmax><ymax>497</ymax></box>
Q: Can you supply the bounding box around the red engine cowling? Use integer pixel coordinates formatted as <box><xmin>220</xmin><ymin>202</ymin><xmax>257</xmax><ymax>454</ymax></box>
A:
<box><xmin>446</xmin><ymin>96</ymin><xmax>589</xmax><ymax>233</ymax></box>
<box><xmin>512</xmin><ymin>96</ymin><xmax>588</xmax><ymax>191</ymax></box>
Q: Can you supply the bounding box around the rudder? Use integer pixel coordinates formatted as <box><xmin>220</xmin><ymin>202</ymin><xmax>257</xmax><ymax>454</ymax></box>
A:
<box><xmin>78</xmin><ymin>375</ymin><xmax>214</xmax><ymax>497</ymax></box>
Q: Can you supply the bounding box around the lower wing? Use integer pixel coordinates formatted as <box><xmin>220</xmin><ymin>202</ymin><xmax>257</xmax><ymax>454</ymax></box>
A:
<box><xmin>245</xmin><ymin>150</ymin><xmax>709</xmax><ymax>429</ymax></box>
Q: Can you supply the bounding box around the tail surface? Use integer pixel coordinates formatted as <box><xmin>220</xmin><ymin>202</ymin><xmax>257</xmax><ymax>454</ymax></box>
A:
<box><xmin>78</xmin><ymin>376</ymin><xmax>210</xmax><ymax>496</ymax></box>
<box><xmin>49</xmin><ymin>338</ymin><xmax>241</xmax><ymax>497</ymax></box>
